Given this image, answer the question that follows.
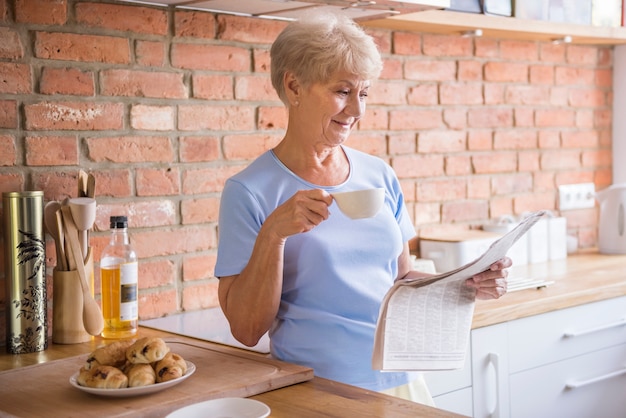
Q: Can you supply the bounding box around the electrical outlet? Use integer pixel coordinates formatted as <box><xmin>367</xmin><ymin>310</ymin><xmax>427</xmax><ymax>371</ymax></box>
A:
<box><xmin>558</xmin><ymin>183</ymin><xmax>596</xmax><ymax>211</ymax></box>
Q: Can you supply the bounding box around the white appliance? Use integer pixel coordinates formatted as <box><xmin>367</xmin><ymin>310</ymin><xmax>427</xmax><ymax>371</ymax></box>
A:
<box><xmin>596</xmin><ymin>183</ymin><xmax>626</xmax><ymax>254</ymax></box>
<box><xmin>419</xmin><ymin>230</ymin><xmax>500</xmax><ymax>273</ymax></box>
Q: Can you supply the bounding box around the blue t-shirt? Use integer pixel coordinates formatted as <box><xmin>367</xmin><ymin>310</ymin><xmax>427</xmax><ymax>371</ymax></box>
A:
<box><xmin>215</xmin><ymin>146</ymin><xmax>418</xmax><ymax>391</ymax></box>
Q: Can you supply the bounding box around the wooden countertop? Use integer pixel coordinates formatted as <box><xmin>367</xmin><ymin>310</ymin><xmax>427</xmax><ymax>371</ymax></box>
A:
<box><xmin>0</xmin><ymin>327</ymin><xmax>462</xmax><ymax>417</ymax></box>
<box><xmin>473</xmin><ymin>250</ymin><xmax>626</xmax><ymax>329</ymax></box>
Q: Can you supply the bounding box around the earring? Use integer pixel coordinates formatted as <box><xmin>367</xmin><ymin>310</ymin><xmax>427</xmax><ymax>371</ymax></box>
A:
<box><xmin>293</xmin><ymin>101</ymin><xmax>299</xmax><ymax>107</ymax></box>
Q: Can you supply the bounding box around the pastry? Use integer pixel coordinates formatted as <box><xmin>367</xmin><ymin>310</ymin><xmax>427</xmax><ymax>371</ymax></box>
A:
<box><xmin>154</xmin><ymin>352</ymin><xmax>187</xmax><ymax>383</ymax></box>
<box><xmin>85</xmin><ymin>340</ymin><xmax>134</xmax><ymax>370</ymax></box>
<box><xmin>124</xmin><ymin>363</ymin><xmax>157</xmax><ymax>387</ymax></box>
<box><xmin>126</xmin><ymin>337</ymin><xmax>170</xmax><ymax>364</ymax></box>
<box><xmin>77</xmin><ymin>365</ymin><xmax>129</xmax><ymax>389</ymax></box>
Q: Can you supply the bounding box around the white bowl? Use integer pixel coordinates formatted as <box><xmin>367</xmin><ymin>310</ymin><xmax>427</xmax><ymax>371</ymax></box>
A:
<box><xmin>331</xmin><ymin>188</ymin><xmax>385</xmax><ymax>219</ymax></box>
<box><xmin>166</xmin><ymin>397</ymin><xmax>270</xmax><ymax>418</ymax></box>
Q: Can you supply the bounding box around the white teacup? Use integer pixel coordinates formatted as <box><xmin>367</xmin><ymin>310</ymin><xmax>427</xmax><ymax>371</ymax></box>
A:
<box><xmin>331</xmin><ymin>188</ymin><xmax>385</xmax><ymax>219</ymax></box>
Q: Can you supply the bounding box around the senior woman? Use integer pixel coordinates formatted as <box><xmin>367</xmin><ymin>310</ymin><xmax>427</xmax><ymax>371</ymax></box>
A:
<box><xmin>215</xmin><ymin>12</ymin><xmax>510</xmax><ymax>404</ymax></box>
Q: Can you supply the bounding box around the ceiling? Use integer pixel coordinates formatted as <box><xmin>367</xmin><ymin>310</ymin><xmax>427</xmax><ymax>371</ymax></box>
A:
<box><xmin>118</xmin><ymin>0</ymin><xmax>450</xmax><ymax>21</ymax></box>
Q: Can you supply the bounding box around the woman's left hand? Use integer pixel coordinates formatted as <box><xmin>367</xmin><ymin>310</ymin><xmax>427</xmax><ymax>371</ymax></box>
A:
<box><xmin>464</xmin><ymin>257</ymin><xmax>512</xmax><ymax>300</ymax></box>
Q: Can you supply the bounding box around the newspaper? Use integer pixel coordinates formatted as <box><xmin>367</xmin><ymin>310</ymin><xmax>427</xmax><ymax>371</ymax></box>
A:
<box><xmin>372</xmin><ymin>210</ymin><xmax>546</xmax><ymax>371</ymax></box>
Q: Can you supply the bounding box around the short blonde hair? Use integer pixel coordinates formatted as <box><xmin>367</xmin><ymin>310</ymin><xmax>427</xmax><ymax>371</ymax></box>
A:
<box><xmin>270</xmin><ymin>12</ymin><xmax>383</xmax><ymax>105</ymax></box>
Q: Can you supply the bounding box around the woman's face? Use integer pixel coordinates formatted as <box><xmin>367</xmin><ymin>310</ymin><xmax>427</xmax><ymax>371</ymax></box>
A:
<box><xmin>298</xmin><ymin>70</ymin><xmax>370</xmax><ymax>147</ymax></box>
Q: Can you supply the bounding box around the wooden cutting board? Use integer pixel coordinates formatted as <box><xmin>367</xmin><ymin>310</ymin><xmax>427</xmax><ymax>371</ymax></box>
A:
<box><xmin>0</xmin><ymin>338</ymin><xmax>313</xmax><ymax>417</ymax></box>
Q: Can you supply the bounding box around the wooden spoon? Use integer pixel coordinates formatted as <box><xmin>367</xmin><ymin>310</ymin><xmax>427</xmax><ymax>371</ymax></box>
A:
<box><xmin>44</xmin><ymin>201</ymin><xmax>66</xmax><ymax>271</ymax></box>
<box><xmin>60</xmin><ymin>205</ymin><xmax>104</xmax><ymax>336</ymax></box>
<box><xmin>68</xmin><ymin>197</ymin><xmax>96</xmax><ymax>262</ymax></box>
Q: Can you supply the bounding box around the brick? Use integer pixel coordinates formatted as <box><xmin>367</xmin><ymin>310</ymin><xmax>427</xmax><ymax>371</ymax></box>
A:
<box><xmin>519</xmin><ymin>150</ymin><xmax>540</xmax><ymax>172</ymax></box>
<box><xmin>88</xmin><ymin>170</ymin><xmax>132</xmax><ymax>198</ymax></box>
<box><xmin>582</xmin><ymin>149</ymin><xmax>612</xmax><ymax>168</ymax></box>
<box><xmin>133</xmin><ymin>225</ymin><xmax>216</xmax><ymax>258</ymax></box>
<box><xmin>540</xmin><ymin>43</ymin><xmax>566</xmax><ymax>63</ymax></box>
<box><xmin>467</xmin><ymin>176</ymin><xmax>490</xmax><ymax>199</ymax></box>
<box><xmin>40</xmin><ymin>67</ymin><xmax>95</xmax><ymax>96</ymax></box>
<box><xmin>569</xmin><ymin>88</ymin><xmax>606</xmax><ymax>107</ymax></box>
<box><xmin>446</xmin><ymin>155</ymin><xmax>472</xmax><ymax>176</ymax></box>
<box><xmin>594</xmin><ymin>108</ymin><xmax>612</xmax><ymax>128</ymax></box>
<box><xmin>484</xmin><ymin>62</ymin><xmax>528</xmax><ymax>83</ymax></box>
<box><xmin>182</xmin><ymin>281</ymin><xmax>219</xmax><ymax>311</ymax></box>
<box><xmin>130</xmin><ymin>105</ymin><xmax>175</xmax><ymax>131</ymax></box>
<box><xmin>35</xmin><ymin>32</ymin><xmax>130</xmax><ymax>64</ymax></box>
<box><xmin>535</xmin><ymin>108</ymin><xmax>576</xmax><ymax>127</ymax></box>
<box><xmin>417</xmin><ymin>178</ymin><xmax>466</xmax><ymax>201</ymax></box>
<box><xmin>561</xmin><ymin>130</ymin><xmax>599</xmax><ymax>148</ymax></box>
<box><xmin>25</xmin><ymin>135</ymin><xmax>78</xmax><ymax>166</ymax></box>
<box><xmin>15</xmin><ymin>0</ymin><xmax>66</xmax><ymax>24</ymax></box>
<box><xmin>534</xmin><ymin>171</ymin><xmax>555</xmax><ymax>191</ymax></box>
<box><xmin>550</xmin><ymin>86</ymin><xmax>569</xmax><ymax>106</ymax></box>
<box><xmin>0</xmin><ymin>100</ymin><xmax>18</xmax><ymax>128</ymax></box>
<box><xmin>258</xmin><ymin>106</ymin><xmax>288</xmax><ymax>130</ymax></box>
<box><xmin>513</xmin><ymin>191</ymin><xmax>555</xmax><ymax>213</ymax></box>
<box><xmin>554</xmin><ymin>66</ymin><xmax>595</xmax><ymax>85</ymax></box>
<box><xmin>529</xmin><ymin>65</ymin><xmax>554</xmax><ymax>85</ymax></box>
<box><xmin>423</xmin><ymin>34</ymin><xmax>473</xmax><ymax>57</ymax></box>
<box><xmin>405</xmin><ymin>60</ymin><xmax>456</xmax><ymax>81</ymax></box>
<box><xmin>493</xmin><ymin>129</ymin><xmax>537</xmax><ymax>149</ymax></box>
<box><xmin>30</xmin><ymin>170</ymin><xmax>77</xmax><ymax>200</ymax></box>
<box><xmin>76</xmin><ymin>3</ymin><xmax>167</xmax><ymax>35</ymax></box>
<box><xmin>359</xmin><ymin>107</ymin><xmax>387</xmax><ymax>130</ymax></box>
<box><xmin>0</xmin><ymin>63</ymin><xmax>32</xmax><ymax>94</ymax></box>
<box><xmin>0</xmin><ymin>0</ymin><xmax>6</xmax><ymax>22</ymax></box>
<box><xmin>172</xmin><ymin>43</ymin><xmax>250</xmax><ymax>71</ymax></box>
<box><xmin>540</xmin><ymin>149</ymin><xmax>581</xmax><ymax>170</ymax></box>
<box><xmin>388</xmin><ymin>132</ymin><xmax>416</xmax><ymax>155</ymax></box>
<box><xmin>392</xmin><ymin>32</ymin><xmax>422</xmax><ymax>55</ymax></box>
<box><xmin>182</xmin><ymin>165</ymin><xmax>244</xmax><ymax>194</ymax></box>
<box><xmin>175</xmin><ymin>10</ymin><xmax>216</xmax><ymax>39</ymax></box>
<box><xmin>443</xmin><ymin>109</ymin><xmax>467</xmax><ymax>129</ymax></box>
<box><xmin>538</xmin><ymin>130</ymin><xmax>560</xmax><ymax>148</ymax></box>
<box><xmin>499</xmin><ymin>40</ymin><xmax>538</xmax><ymax>61</ymax></box>
<box><xmin>25</xmin><ymin>102</ymin><xmax>123</xmax><ymax>131</ymax></box>
<box><xmin>139</xmin><ymin>260</ymin><xmax>175</xmax><ymax>289</ymax></box>
<box><xmin>0</xmin><ymin>173</ymin><xmax>24</xmax><ymax>194</ymax></box>
<box><xmin>417</xmin><ymin>130</ymin><xmax>466</xmax><ymax>153</ymax></box>
<box><xmin>0</xmin><ymin>27</ymin><xmax>23</xmax><ymax>59</ymax></box>
<box><xmin>514</xmin><ymin>108</ymin><xmax>534</xmax><ymax>127</ymax></box>
<box><xmin>217</xmin><ymin>14</ymin><xmax>285</xmax><ymax>44</ymax></box>
<box><xmin>484</xmin><ymin>83</ymin><xmax>505</xmax><ymax>104</ymax></box>
<box><xmin>0</xmin><ymin>135</ymin><xmax>15</xmax><ymax>166</ymax></box>
<box><xmin>380</xmin><ymin>57</ymin><xmax>403</xmax><ymax>79</ymax></box>
<box><xmin>472</xmin><ymin>152</ymin><xmax>517</xmax><ymax>173</ymax></box>
<box><xmin>414</xmin><ymin>202</ymin><xmax>440</xmax><ymax>225</ymax></box>
<box><xmin>178</xmin><ymin>105</ymin><xmax>255</xmax><ymax>131</ymax></box>
<box><xmin>475</xmin><ymin>38</ymin><xmax>499</xmax><ymax>58</ymax></box>
<box><xmin>87</xmin><ymin>136</ymin><xmax>174</xmax><ymax>163</ymax></box>
<box><xmin>389</xmin><ymin>109</ymin><xmax>443</xmax><ymax>130</ymax></box>
<box><xmin>370</xmin><ymin>81</ymin><xmax>407</xmax><ymax>105</ymax></box>
<box><xmin>366</xmin><ymin>28</ymin><xmax>392</xmax><ymax>55</ymax></box>
<box><xmin>595</xmin><ymin>69</ymin><xmax>612</xmax><ymax>88</ymax></box>
<box><xmin>391</xmin><ymin>154</ymin><xmax>444</xmax><ymax>178</ymax></box>
<box><xmin>96</xmin><ymin>200</ymin><xmax>177</xmax><ymax>229</ymax></box>
<box><xmin>458</xmin><ymin>60</ymin><xmax>482</xmax><ymax>81</ymax></box>
<box><xmin>442</xmin><ymin>200</ymin><xmax>489</xmax><ymax>223</ymax></box>
<box><xmin>193</xmin><ymin>74</ymin><xmax>234</xmax><ymax>100</ymax></box>
<box><xmin>492</xmin><ymin>173</ymin><xmax>533</xmax><ymax>194</ymax></box>
<box><xmin>344</xmin><ymin>132</ymin><xmax>386</xmax><ymax>156</ymax></box>
<box><xmin>183</xmin><ymin>254</ymin><xmax>217</xmax><ymax>281</ymax></box>
<box><xmin>468</xmin><ymin>130</ymin><xmax>493</xmax><ymax>150</ymax></box>
<box><xmin>468</xmin><ymin>107</ymin><xmax>513</xmax><ymax>128</ymax></box>
<box><xmin>101</xmin><ymin>69</ymin><xmax>186</xmax><ymax>99</ymax></box>
<box><xmin>181</xmin><ymin>196</ymin><xmax>221</xmax><ymax>224</ymax></box>
<box><xmin>136</xmin><ymin>41</ymin><xmax>166</xmax><ymax>67</ymax></box>
<box><xmin>489</xmin><ymin>197</ymin><xmax>513</xmax><ymax>218</ymax></box>
<box><xmin>223</xmin><ymin>134</ymin><xmax>281</xmax><ymax>160</ymax></box>
<box><xmin>139</xmin><ymin>289</ymin><xmax>177</xmax><ymax>320</ymax></box>
<box><xmin>505</xmin><ymin>85</ymin><xmax>550</xmax><ymax>105</ymax></box>
<box><xmin>440</xmin><ymin>83</ymin><xmax>483</xmax><ymax>105</ymax></box>
<box><xmin>235</xmin><ymin>75</ymin><xmax>277</xmax><ymax>102</ymax></box>
<box><xmin>407</xmin><ymin>84</ymin><xmax>438</xmax><ymax>106</ymax></box>
<box><xmin>253</xmin><ymin>48</ymin><xmax>271</xmax><ymax>73</ymax></box>
<box><xmin>566</xmin><ymin>45</ymin><xmax>598</xmax><ymax>65</ymax></box>
<box><xmin>136</xmin><ymin>168</ymin><xmax>180</xmax><ymax>197</ymax></box>
<box><xmin>180</xmin><ymin>136</ymin><xmax>220</xmax><ymax>163</ymax></box>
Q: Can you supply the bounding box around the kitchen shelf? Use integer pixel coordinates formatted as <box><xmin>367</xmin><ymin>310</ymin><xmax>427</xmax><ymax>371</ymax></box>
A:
<box><xmin>363</xmin><ymin>9</ymin><xmax>626</xmax><ymax>45</ymax></box>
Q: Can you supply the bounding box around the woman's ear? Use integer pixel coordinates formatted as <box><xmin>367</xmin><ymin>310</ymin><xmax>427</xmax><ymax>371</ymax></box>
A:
<box><xmin>284</xmin><ymin>71</ymin><xmax>300</xmax><ymax>107</ymax></box>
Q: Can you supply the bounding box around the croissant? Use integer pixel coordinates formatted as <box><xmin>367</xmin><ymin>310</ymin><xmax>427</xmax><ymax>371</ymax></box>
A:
<box><xmin>85</xmin><ymin>340</ymin><xmax>134</xmax><ymax>370</ymax></box>
<box><xmin>77</xmin><ymin>365</ymin><xmax>129</xmax><ymax>389</ymax></box>
<box><xmin>123</xmin><ymin>363</ymin><xmax>157</xmax><ymax>387</ymax></box>
<box><xmin>154</xmin><ymin>352</ymin><xmax>187</xmax><ymax>383</ymax></box>
<box><xmin>126</xmin><ymin>337</ymin><xmax>170</xmax><ymax>364</ymax></box>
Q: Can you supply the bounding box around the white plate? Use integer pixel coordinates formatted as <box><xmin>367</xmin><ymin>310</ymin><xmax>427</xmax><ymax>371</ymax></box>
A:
<box><xmin>69</xmin><ymin>361</ymin><xmax>195</xmax><ymax>397</ymax></box>
<box><xmin>166</xmin><ymin>397</ymin><xmax>271</xmax><ymax>418</ymax></box>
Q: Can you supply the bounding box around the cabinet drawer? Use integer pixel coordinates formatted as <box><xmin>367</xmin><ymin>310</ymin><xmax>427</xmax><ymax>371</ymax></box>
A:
<box><xmin>423</xmin><ymin>348</ymin><xmax>472</xmax><ymax>397</ymax></box>
<box><xmin>508</xmin><ymin>296</ymin><xmax>626</xmax><ymax>373</ymax></box>
<box><xmin>509</xmin><ymin>343</ymin><xmax>626</xmax><ymax>418</ymax></box>
<box><xmin>433</xmin><ymin>387</ymin><xmax>473</xmax><ymax>417</ymax></box>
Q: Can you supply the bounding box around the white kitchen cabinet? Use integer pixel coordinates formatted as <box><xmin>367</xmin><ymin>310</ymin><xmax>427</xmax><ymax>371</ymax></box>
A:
<box><xmin>423</xmin><ymin>349</ymin><xmax>473</xmax><ymax>416</ymax></box>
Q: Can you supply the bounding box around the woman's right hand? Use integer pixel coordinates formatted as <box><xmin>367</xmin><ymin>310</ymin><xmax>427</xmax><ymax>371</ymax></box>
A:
<box><xmin>266</xmin><ymin>189</ymin><xmax>333</xmax><ymax>239</ymax></box>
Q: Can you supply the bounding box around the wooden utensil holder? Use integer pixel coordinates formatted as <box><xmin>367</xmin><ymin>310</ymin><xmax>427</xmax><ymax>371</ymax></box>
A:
<box><xmin>52</xmin><ymin>250</ymin><xmax>96</xmax><ymax>344</ymax></box>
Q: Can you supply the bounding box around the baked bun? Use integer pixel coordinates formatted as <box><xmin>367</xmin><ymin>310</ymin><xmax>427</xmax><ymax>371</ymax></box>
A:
<box><xmin>123</xmin><ymin>363</ymin><xmax>157</xmax><ymax>387</ymax></box>
<box><xmin>154</xmin><ymin>352</ymin><xmax>188</xmax><ymax>383</ymax></box>
<box><xmin>126</xmin><ymin>337</ymin><xmax>170</xmax><ymax>364</ymax></box>
<box><xmin>77</xmin><ymin>365</ymin><xmax>129</xmax><ymax>389</ymax></box>
<box><xmin>85</xmin><ymin>340</ymin><xmax>134</xmax><ymax>370</ymax></box>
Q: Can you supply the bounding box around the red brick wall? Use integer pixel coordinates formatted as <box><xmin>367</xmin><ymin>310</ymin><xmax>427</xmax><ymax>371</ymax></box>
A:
<box><xmin>0</xmin><ymin>0</ymin><xmax>612</xmax><ymax>339</ymax></box>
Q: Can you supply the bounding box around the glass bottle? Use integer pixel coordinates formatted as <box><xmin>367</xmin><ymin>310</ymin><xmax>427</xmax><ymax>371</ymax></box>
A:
<box><xmin>100</xmin><ymin>216</ymin><xmax>138</xmax><ymax>339</ymax></box>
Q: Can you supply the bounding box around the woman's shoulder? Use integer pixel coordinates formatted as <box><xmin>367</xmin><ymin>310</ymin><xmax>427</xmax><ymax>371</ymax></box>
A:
<box><xmin>343</xmin><ymin>146</ymin><xmax>393</xmax><ymax>172</ymax></box>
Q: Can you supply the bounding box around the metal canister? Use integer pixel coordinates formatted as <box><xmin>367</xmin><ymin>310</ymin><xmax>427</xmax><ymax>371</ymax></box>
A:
<box><xmin>2</xmin><ymin>191</ymin><xmax>47</xmax><ymax>353</ymax></box>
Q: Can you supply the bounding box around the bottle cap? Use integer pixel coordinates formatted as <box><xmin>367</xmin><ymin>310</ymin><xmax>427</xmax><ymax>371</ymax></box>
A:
<box><xmin>110</xmin><ymin>216</ymin><xmax>128</xmax><ymax>229</ymax></box>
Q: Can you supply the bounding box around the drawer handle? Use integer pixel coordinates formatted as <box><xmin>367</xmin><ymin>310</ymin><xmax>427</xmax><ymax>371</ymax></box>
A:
<box><xmin>565</xmin><ymin>367</ymin><xmax>626</xmax><ymax>390</ymax></box>
<box><xmin>487</xmin><ymin>353</ymin><xmax>501</xmax><ymax>418</ymax></box>
<box><xmin>563</xmin><ymin>318</ymin><xmax>626</xmax><ymax>338</ymax></box>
